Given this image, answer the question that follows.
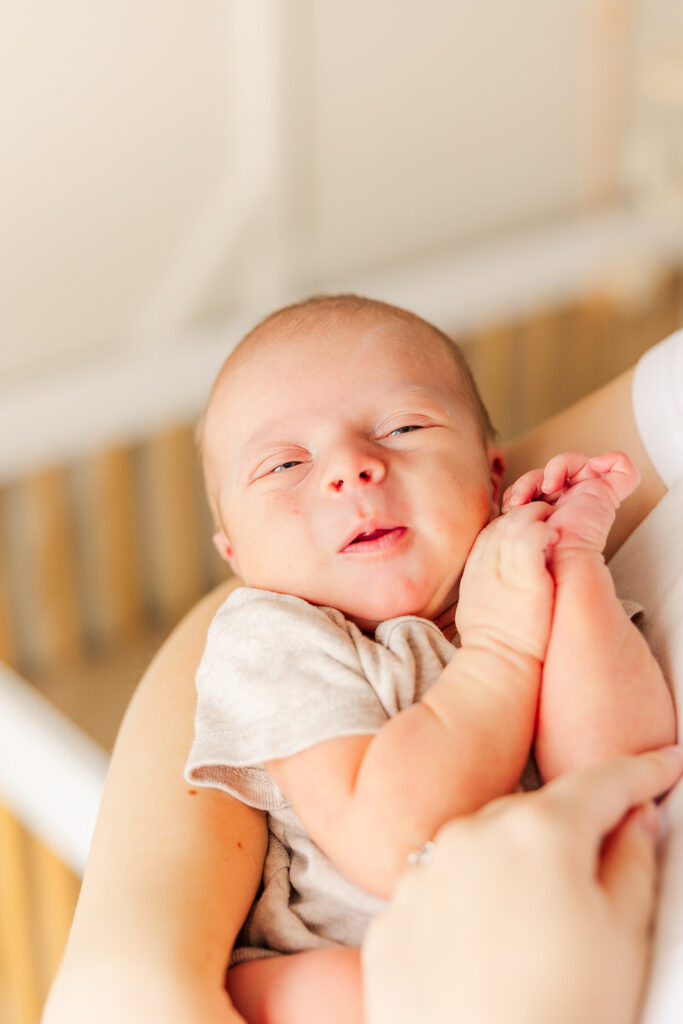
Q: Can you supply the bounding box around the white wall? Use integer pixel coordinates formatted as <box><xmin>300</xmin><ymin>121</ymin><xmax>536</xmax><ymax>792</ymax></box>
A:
<box><xmin>307</xmin><ymin>0</ymin><xmax>595</xmax><ymax>280</ymax></box>
<box><xmin>0</xmin><ymin>1</ymin><xmax>230</xmax><ymax>381</ymax></box>
<box><xmin>0</xmin><ymin>0</ymin><xmax>680</xmax><ymax>388</ymax></box>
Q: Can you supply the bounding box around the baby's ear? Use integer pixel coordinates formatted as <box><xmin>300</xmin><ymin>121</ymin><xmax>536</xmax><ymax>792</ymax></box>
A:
<box><xmin>213</xmin><ymin>530</ymin><xmax>240</xmax><ymax>575</ymax></box>
<box><xmin>488</xmin><ymin>445</ymin><xmax>506</xmax><ymax>509</ymax></box>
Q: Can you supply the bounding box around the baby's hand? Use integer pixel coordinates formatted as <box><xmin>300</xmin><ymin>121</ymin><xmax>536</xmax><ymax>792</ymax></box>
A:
<box><xmin>502</xmin><ymin>452</ymin><xmax>640</xmax><ymax>557</ymax></box>
<box><xmin>456</xmin><ymin>502</ymin><xmax>558</xmax><ymax>663</ymax></box>
<box><xmin>503</xmin><ymin>452</ymin><xmax>640</xmax><ymax>511</ymax></box>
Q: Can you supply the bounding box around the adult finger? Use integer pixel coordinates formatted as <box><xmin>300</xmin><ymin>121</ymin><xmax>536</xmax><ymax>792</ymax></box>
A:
<box><xmin>534</xmin><ymin>748</ymin><xmax>683</xmax><ymax>867</ymax></box>
<box><xmin>599</xmin><ymin>802</ymin><xmax>659</xmax><ymax>934</ymax></box>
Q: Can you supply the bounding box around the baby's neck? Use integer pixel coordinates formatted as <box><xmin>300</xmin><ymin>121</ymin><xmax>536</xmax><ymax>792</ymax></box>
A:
<box><xmin>344</xmin><ymin>597</ymin><xmax>460</xmax><ymax>641</ymax></box>
<box><xmin>432</xmin><ymin>601</ymin><xmax>458</xmax><ymax>642</ymax></box>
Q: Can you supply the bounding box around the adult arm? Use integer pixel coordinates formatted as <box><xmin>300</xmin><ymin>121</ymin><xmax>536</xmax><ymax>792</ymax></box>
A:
<box><xmin>362</xmin><ymin>746</ymin><xmax>683</xmax><ymax>1024</ymax></box>
<box><xmin>43</xmin><ymin>581</ymin><xmax>268</xmax><ymax>1024</ymax></box>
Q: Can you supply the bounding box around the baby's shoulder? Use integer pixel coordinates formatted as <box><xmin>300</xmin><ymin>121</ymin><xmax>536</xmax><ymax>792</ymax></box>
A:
<box><xmin>207</xmin><ymin>586</ymin><xmax>356</xmax><ymax>651</ymax></box>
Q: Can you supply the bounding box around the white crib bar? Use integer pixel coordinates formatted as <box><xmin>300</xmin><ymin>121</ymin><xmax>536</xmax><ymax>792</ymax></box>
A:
<box><xmin>0</xmin><ymin>662</ymin><xmax>108</xmax><ymax>878</ymax></box>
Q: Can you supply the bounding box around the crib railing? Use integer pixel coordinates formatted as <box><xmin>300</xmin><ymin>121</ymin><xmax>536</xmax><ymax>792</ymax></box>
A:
<box><xmin>0</xmin><ymin>805</ymin><xmax>81</xmax><ymax>1024</ymax></box>
<box><xmin>462</xmin><ymin>270</ymin><xmax>682</xmax><ymax>440</ymax></box>
<box><xmin>1</xmin><ymin>427</ymin><xmax>228</xmax><ymax>686</ymax></box>
<box><xmin>0</xmin><ymin>661</ymin><xmax>108</xmax><ymax>1024</ymax></box>
<box><xmin>0</xmin><ymin>262</ymin><xmax>680</xmax><ymax>1024</ymax></box>
<box><xmin>0</xmin><ymin>424</ymin><xmax>233</xmax><ymax>1023</ymax></box>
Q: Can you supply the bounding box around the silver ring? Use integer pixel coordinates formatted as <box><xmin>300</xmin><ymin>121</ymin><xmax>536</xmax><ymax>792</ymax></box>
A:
<box><xmin>407</xmin><ymin>840</ymin><xmax>435</xmax><ymax>867</ymax></box>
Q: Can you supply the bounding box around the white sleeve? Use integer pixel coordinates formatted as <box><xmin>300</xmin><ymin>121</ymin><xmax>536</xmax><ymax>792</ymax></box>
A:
<box><xmin>632</xmin><ymin>329</ymin><xmax>683</xmax><ymax>488</ymax></box>
<box><xmin>184</xmin><ymin>588</ymin><xmax>392</xmax><ymax>810</ymax></box>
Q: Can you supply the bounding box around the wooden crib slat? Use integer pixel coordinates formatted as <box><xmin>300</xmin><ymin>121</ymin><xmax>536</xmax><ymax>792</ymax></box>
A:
<box><xmin>0</xmin><ymin>806</ymin><xmax>41</xmax><ymax>1024</ymax></box>
<box><xmin>644</xmin><ymin>269</ymin><xmax>682</xmax><ymax>354</ymax></box>
<box><xmin>18</xmin><ymin>470</ymin><xmax>83</xmax><ymax>671</ymax></box>
<box><xmin>82</xmin><ymin>447</ymin><xmax>145</xmax><ymax>646</ymax></box>
<box><xmin>32</xmin><ymin>841</ymin><xmax>79</xmax><ymax>997</ymax></box>
<box><xmin>574</xmin><ymin>294</ymin><xmax>620</xmax><ymax>396</ymax></box>
<box><xmin>468</xmin><ymin>324</ymin><xmax>518</xmax><ymax>440</ymax></box>
<box><xmin>143</xmin><ymin>426</ymin><xmax>205</xmax><ymax>625</ymax></box>
<box><xmin>632</xmin><ymin>271</ymin><xmax>682</xmax><ymax>364</ymax></box>
<box><xmin>567</xmin><ymin>296</ymin><xmax>604</xmax><ymax>398</ymax></box>
<box><xmin>0</xmin><ymin>493</ymin><xmax>18</xmax><ymax>669</ymax></box>
<box><xmin>0</xmin><ymin>583</ymin><xmax>16</xmax><ymax>669</ymax></box>
<box><xmin>516</xmin><ymin>310</ymin><xmax>565</xmax><ymax>434</ymax></box>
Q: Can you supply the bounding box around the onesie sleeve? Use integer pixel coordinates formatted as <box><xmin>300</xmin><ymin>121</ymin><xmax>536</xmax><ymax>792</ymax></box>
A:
<box><xmin>185</xmin><ymin>588</ymin><xmax>391</xmax><ymax>810</ymax></box>
<box><xmin>632</xmin><ymin>329</ymin><xmax>683</xmax><ymax>488</ymax></box>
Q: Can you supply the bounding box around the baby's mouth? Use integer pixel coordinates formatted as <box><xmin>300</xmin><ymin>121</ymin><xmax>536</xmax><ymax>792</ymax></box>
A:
<box><xmin>341</xmin><ymin>526</ymin><xmax>407</xmax><ymax>553</ymax></box>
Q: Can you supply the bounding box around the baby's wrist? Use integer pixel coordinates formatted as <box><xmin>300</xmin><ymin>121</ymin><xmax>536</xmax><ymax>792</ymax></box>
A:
<box><xmin>456</xmin><ymin>634</ymin><xmax>544</xmax><ymax>687</ymax></box>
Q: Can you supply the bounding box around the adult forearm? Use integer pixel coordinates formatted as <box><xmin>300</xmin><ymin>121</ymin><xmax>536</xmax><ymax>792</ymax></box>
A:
<box><xmin>43</xmin><ymin>952</ymin><xmax>247</xmax><ymax>1024</ymax></box>
<box><xmin>43</xmin><ymin>582</ymin><xmax>267</xmax><ymax>1024</ymax></box>
<box><xmin>44</xmin><ymin>743</ymin><xmax>266</xmax><ymax>1024</ymax></box>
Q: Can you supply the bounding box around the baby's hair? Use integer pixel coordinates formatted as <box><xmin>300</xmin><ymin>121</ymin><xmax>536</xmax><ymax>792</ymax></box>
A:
<box><xmin>198</xmin><ymin>293</ymin><xmax>496</xmax><ymax>459</ymax></box>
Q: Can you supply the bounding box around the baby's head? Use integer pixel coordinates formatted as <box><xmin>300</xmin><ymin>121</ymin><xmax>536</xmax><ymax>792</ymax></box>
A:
<box><xmin>200</xmin><ymin>294</ymin><xmax>504</xmax><ymax>632</ymax></box>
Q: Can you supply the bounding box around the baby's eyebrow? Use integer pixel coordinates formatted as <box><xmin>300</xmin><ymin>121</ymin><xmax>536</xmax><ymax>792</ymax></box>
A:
<box><xmin>239</xmin><ymin>415</ymin><xmax>297</xmax><ymax>452</ymax></box>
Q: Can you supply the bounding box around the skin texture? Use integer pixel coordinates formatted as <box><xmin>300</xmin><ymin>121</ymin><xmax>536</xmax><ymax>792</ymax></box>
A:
<box><xmin>203</xmin><ymin>312</ymin><xmax>504</xmax><ymax>632</ymax></box>
<box><xmin>44</xmin><ymin>356</ymin><xmax>671</xmax><ymax>1024</ymax></box>
<box><xmin>504</xmin><ymin>451</ymin><xmax>674</xmax><ymax>778</ymax></box>
<box><xmin>362</xmin><ymin>747</ymin><xmax>683</xmax><ymax>1024</ymax></box>
<box><xmin>43</xmin><ymin>580</ymin><xmax>266</xmax><ymax>1024</ymax></box>
<box><xmin>196</xmin><ymin>311</ymin><xmax>673</xmax><ymax>1024</ymax></box>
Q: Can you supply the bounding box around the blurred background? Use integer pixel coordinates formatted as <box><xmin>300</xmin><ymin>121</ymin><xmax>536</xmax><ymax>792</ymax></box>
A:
<box><xmin>1</xmin><ymin>2</ymin><xmax>682</xmax><ymax>1021</ymax></box>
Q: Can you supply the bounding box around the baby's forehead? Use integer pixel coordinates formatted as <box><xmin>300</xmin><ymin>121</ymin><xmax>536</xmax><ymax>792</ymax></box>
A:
<box><xmin>201</xmin><ymin>309</ymin><xmax>476</xmax><ymax>493</ymax></box>
<box><xmin>206</xmin><ymin>323</ymin><xmax>468</xmax><ymax>461</ymax></box>
<box><xmin>224</xmin><ymin>307</ymin><xmax>454</xmax><ymax>383</ymax></box>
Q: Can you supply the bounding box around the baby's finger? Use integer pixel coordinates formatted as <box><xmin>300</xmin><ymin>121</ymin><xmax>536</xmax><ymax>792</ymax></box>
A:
<box><xmin>502</xmin><ymin>471</ymin><xmax>544</xmax><ymax>510</ymax></box>
<box><xmin>585</xmin><ymin>451</ymin><xmax>641</xmax><ymax>501</ymax></box>
<box><xmin>498</xmin><ymin>518</ymin><xmax>559</xmax><ymax>582</ymax></box>
<box><xmin>466</xmin><ymin>502</ymin><xmax>553</xmax><ymax>570</ymax></box>
<box><xmin>541</xmin><ymin>452</ymin><xmax>593</xmax><ymax>494</ymax></box>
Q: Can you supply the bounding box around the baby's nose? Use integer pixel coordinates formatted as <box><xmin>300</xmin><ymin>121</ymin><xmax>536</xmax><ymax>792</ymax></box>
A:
<box><xmin>330</xmin><ymin>467</ymin><xmax>376</xmax><ymax>492</ymax></box>
<box><xmin>325</xmin><ymin>449</ymin><xmax>386</xmax><ymax>493</ymax></box>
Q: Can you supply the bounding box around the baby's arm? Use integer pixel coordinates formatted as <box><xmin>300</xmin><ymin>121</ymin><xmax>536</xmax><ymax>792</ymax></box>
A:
<box><xmin>266</xmin><ymin>503</ymin><xmax>557</xmax><ymax>899</ymax></box>
<box><xmin>505</xmin><ymin>452</ymin><xmax>676</xmax><ymax>780</ymax></box>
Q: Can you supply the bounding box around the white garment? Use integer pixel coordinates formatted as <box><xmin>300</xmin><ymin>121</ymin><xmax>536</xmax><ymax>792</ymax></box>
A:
<box><xmin>625</xmin><ymin>328</ymin><xmax>683</xmax><ymax>1023</ymax></box>
<box><xmin>186</xmin><ymin>587</ymin><xmax>456</xmax><ymax>960</ymax></box>
<box><xmin>632</xmin><ymin>328</ymin><xmax>683</xmax><ymax>487</ymax></box>
<box><xmin>608</xmin><ymin>478</ymin><xmax>683</xmax><ymax>1024</ymax></box>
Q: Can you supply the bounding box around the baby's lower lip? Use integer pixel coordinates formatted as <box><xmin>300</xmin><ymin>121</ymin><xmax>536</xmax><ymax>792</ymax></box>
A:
<box><xmin>342</xmin><ymin>526</ymin><xmax>407</xmax><ymax>553</ymax></box>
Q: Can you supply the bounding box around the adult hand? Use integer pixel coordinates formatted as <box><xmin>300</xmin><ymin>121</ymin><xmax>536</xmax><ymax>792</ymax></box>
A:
<box><xmin>363</xmin><ymin>747</ymin><xmax>683</xmax><ymax>1024</ymax></box>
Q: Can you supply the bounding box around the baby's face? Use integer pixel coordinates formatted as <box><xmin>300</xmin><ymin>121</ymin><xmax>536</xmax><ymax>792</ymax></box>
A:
<box><xmin>204</xmin><ymin>313</ymin><xmax>503</xmax><ymax>632</ymax></box>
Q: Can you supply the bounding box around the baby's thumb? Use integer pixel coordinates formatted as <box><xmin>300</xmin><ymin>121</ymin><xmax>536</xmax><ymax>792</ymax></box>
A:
<box><xmin>599</xmin><ymin>802</ymin><xmax>659</xmax><ymax>936</ymax></box>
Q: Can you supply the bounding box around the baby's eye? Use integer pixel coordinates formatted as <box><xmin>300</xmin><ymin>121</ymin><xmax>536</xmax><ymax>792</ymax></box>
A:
<box><xmin>271</xmin><ymin>460</ymin><xmax>303</xmax><ymax>474</ymax></box>
<box><xmin>388</xmin><ymin>424</ymin><xmax>424</xmax><ymax>437</ymax></box>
